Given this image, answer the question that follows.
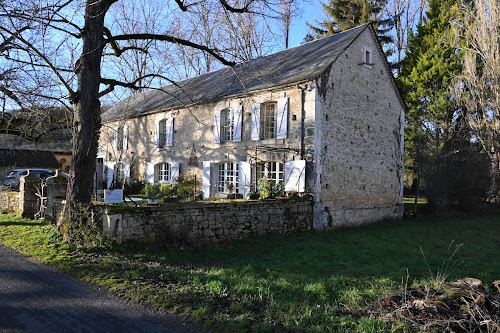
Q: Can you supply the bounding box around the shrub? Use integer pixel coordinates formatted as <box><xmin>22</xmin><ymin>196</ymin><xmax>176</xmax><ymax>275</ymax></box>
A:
<box><xmin>176</xmin><ymin>174</ymin><xmax>196</xmax><ymax>198</ymax></box>
<box><xmin>160</xmin><ymin>183</ymin><xmax>176</xmax><ymax>197</ymax></box>
<box><xmin>143</xmin><ymin>183</ymin><xmax>161</xmax><ymax>200</ymax></box>
<box><xmin>124</xmin><ymin>180</ymin><xmax>144</xmax><ymax>195</ymax></box>
<box><xmin>257</xmin><ymin>179</ymin><xmax>284</xmax><ymax>199</ymax></box>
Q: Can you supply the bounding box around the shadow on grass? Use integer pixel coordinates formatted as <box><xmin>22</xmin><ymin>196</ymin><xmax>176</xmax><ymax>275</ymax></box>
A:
<box><xmin>0</xmin><ymin>221</ymin><xmax>45</xmax><ymax>226</ymax></box>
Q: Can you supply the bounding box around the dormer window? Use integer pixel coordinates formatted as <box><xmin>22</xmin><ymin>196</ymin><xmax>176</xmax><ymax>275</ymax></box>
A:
<box><xmin>365</xmin><ymin>50</ymin><xmax>371</xmax><ymax>64</ymax></box>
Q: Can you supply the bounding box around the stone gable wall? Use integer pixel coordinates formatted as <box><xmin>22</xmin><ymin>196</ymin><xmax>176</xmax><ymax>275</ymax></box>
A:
<box><xmin>103</xmin><ymin>198</ymin><xmax>313</xmax><ymax>246</ymax></box>
<box><xmin>313</xmin><ymin>28</ymin><xmax>404</xmax><ymax>229</ymax></box>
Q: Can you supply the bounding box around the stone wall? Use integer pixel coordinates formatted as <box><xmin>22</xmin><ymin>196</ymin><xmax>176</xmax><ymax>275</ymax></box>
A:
<box><xmin>312</xmin><ymin>27</ymin><xmax>404</xmax><ymax>229</ymax></box>
<box><xmin>103</xmin><ymin>198</ymin><xmax>313</xmax><ymax>246</ymax></box>
<box><xmin>0</xmin><ymin>191</ymin><xmax>21</xmax><ymax>214</ymax></box>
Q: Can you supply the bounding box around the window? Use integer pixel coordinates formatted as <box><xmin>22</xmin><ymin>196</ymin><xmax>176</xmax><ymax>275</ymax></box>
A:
<box><xmin>116</xmin><ymin>163</ymin><xmax>126</xmax><ymax>183</ymax></box>
<box><xmin>116</xmin><ymin>126</ymin><xmax>124</xmax><ymax>150</ymax></box>
<box><xmin>155</xmin><ymin>118</ymin><xmax>173</xmax><ymax>148</ymax></box>
<box><xmin>256</xmin><ymin>161</ymin><xmax>284</xmax><ymax>184</ymax></box>
<box><xmin>157</xmin><ymin>162</ymin><xmax>171</xmax><ymax>183</ymax></box>
<box><xmin>158</xmin><ymin>119</ymin><xmax>168</xmax><ymax>148</ymax></box>
<box><xmin>221</xmin><ymin>109</ymin><xmax>234</xmax><ymax>143</ymax></box>
<box><xmin>362</xmin><ymin>46</ymin><xmax>373</xmax><ymax>66</ymax></box>
<box><xmin>216</xmin><ymin>162</ymin><xmax>239</xmax><ymax>193</ymax></box>
<box><xmin>261</xmin><ymin>102</ymin><xmax>276</xmax><ymax>139</ymax></box>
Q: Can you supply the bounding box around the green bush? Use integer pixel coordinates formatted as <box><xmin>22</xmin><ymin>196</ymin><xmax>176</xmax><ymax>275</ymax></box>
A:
<box><xmin>257</xmin><ymin>179</ymin><xmax>284</xmax><ymax>199</ymax></box>
<box><xmin>160</xmin><ymin>183</ymin><xmax>177</xmax><ymax>197</ymax></box>
<box><xmin>143</xmin><ymin>183</ymin><xmax>161</xmax><ymax>199</ymax></box>
<box><xmin>176</xmin><ymin>174</ymin><xmax>196</xmax><ymax>198</ymax></box>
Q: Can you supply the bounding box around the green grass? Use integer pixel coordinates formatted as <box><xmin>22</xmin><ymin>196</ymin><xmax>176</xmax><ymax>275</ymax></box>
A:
<box><xmin>0</xmin><ymin>211</ymin><xmax>499</xmax><ymax>332</ymax></box>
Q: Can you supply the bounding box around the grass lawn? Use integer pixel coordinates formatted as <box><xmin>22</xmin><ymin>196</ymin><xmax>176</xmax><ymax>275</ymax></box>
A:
<box><xmin>0</xmin><ymin>211</ymin><xmax>499</xmax><ymax>332</ymax></box>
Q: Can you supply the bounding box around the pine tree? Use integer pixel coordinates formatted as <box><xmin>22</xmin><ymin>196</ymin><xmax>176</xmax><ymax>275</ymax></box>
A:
<box><xmin>399</xmin><ymin>0</ymin><xmax>479</xmax><ymax>211</ymax></box>
<box><xmin>306</xmin><ymin>0</ymin><xmax>393</xmax><ymax>50</ymax></box>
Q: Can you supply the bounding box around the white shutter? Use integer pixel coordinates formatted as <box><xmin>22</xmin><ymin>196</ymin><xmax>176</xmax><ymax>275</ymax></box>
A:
<box><xmin>251</xmin><ymin>103</ymin><xmax>260</xmax><ymax>141</ymax></box>
<box><xmin>213</xmin><ymin>109</ymin><xmax>221</xmax><ymax>144</ymax></box>
<box><xmin>153</xmin><ymin>119</ymin><xmax>159</xmax><ymax>147</ymax></box>
<box><xmin>238</xmin><ymin>161</ymin><xmax>251</xmax><ymax>198</ymax></box>
<box><xmin>107</xmin><ymin>164</ymin><xmax>114</xmax><ymax>189</ymax></box>
<box><xmin>202</xmin><ymin>161</ymin><xmax>213</xmax><ymax>199</ymax></box>
<box><xmin>113</xmin><ymin>126</ymin><xmax>118</xmax><ymax>151</ymax></box>
<box><xmin>124</xmin><ymin>163</ymin><xmax>130</xmax><ymax>181</ymax></box>
<box><xmin>284</xmin><ymin>160</ymin><xmax>306</xmax><ymax>192</ymax></box>
<box><xmin>145</xmin><ymin>162</ymin><xmax>155</xmax><ymax>184</ymax></box>
<box><xmin>276</xmin><ymin>97</ymin><xmax>288</xmax><ymax>139</ymax></box>
<box><xmin>233</xmin><ymin>104</ymin><xmax>243</xmax><ymax>142</ymax></box>
<box><xmin>166</xmin><ymin>118</ymin><xmax>174</xmax><ymax>147</ymax></box>
<box><xmin>170</xmin><ymin>162</ymin><xmax>179</xmax><ymax>184</ymax></box>
<box><xmin>123</xmin><ymin>125</ymin><xmax>129</xmax><ymax>150</ymax></box>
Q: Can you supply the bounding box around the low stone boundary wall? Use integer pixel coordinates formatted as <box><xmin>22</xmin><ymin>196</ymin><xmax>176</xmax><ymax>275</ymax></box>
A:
<box><xmin>103</xmin><ymin>198</ymin><xmax>313</xmax><ymax>246</ymax></box>
<box><xmin>0</xmin><ymin>191</ymin><xmax>21</xmax><ymax>215</ymax></box>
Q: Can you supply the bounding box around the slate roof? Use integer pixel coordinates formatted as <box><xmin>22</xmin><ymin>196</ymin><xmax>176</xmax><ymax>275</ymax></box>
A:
<box><xmin>102</xmin><ymin>24</ymin><xmax>370</xmax><ymax>122</ymax></box>
<box><xmin>0</xmin><ymin>149</ymin><xmax>60</xmax><ymax>168</ymax></box>
<box><xmin>0</xmin><ymin>129</ymin><xmax>72</xmax><ymax>153</ymax></box>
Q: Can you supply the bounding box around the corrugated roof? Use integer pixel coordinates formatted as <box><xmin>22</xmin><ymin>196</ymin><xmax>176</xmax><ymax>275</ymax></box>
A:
<box><xmin>102</xmin><ymin>24</ymin><xmax>369</xmax><ymax>122</ymax></box>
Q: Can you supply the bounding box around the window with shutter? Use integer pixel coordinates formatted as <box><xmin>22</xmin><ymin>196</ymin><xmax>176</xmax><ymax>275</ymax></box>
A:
<box><xmin>261</xmin><ymin>102</ymin><xmax>277</xmax><ymax>139</ymax></box>
<box><xmin>284</xmin><ymin>160</ymin><xmax>306</xmax><ymax>192</ymax></box>
<box><xmin>202</xmin><ymin>161</ymin><xmax>213</xmax><ymax>199</ymax></box>
<box><xmin>256</xmin><ymin>161</ymin><xmax>284</xmax><ymax>185</ymax></box>
<box><xmin>251</xmin><ymin>103</ymin><xmax>260</xmax><ymax>141</ymax></box>
<box><xmin>213</xmin><ymin>110</ymin><xmax>221</xmax><ymax>143</ymax></box>
<box><xmin>216</xmin><ymin>162</ymin><xmax>239</xmax><ymax>194</ymax></box>
<box><xmin>221</xmin><ymin>109</ymin><xmax>234</xmax><ymax>143</ymax></box>
<box><xmin>157</xmin><ymin>162</ymin><xmax>171</xmax><ymax>183</ymax></box>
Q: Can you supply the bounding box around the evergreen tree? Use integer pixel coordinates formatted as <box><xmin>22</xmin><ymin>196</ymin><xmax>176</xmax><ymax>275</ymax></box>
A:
<box><xmin>399</xmin><ymin>0</ymin><xmax>482</xmax><ymax>211</ymax></box>
<box><xmin>306</xmin><ymin>0</ymin><xmax>393</xmax><ymax>51</ymax></box>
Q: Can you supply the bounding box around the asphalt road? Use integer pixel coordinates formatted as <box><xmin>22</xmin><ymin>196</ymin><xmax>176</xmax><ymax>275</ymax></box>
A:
<box><xmin>0</xmin><ymin>245</ymin><xmax>206</xmax><ymax>333</ymax></box>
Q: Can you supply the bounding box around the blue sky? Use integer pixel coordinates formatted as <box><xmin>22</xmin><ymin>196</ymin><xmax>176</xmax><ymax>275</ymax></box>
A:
<box><xmin>289</xmin><ymin>0</ymin><xmax>324</xmax><ymax>47</ymax></box>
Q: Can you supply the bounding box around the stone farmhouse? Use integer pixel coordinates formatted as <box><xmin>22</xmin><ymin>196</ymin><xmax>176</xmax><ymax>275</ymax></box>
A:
<box><xmin>99</xmin><ymin>24</ymin><xmax>405</xmax><ymax>230</ymax></box>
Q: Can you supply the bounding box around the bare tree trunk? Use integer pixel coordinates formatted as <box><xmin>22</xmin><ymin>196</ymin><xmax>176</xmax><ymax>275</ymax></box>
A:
<box><xmin>63</xmin><ymin>0</ymin><xmax>108</xmax><ymax>240</ymax></box>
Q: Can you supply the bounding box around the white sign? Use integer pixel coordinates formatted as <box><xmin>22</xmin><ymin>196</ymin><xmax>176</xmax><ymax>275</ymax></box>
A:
<box><xmin>104</xmin><ymin>189</ymin><xmax>123</xmax><ymax>203</ymax></box>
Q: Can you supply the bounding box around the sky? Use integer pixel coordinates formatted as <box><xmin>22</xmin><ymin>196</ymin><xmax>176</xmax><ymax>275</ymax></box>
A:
<box><xmin>289</xmin><ymin>0</ymin><xmax>324</xmax><ymax>47</ymax></box>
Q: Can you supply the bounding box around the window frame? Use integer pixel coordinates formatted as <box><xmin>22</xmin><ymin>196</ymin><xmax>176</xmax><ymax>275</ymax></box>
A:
<box><xmin>216</xmin><ymin>162</ymin><xmax>239</xmax><ymax>194</ymax></box>
<box><xmin>158</xmin><ymin>119</ymin><xmax>168</xmax><ymax>148</ymax></box>
<box><xmin>116</xmin><ymin>163</ymin><xmax>126</xmax><ymax>183</ymax></box>
<box><xmin>157</xmin><ymin>162</ymin><xmax>171</xmax><ymax>183</ymax></box>
<box><xmin>260</xmin><ymin>102</ymin><xmax>277</xmax><ymax>139</ymax></box>
<box><xmin>256</xmin><ymin>161</ymin><xmax>284</xmax><ymax>185</ymax></box>
<box><xmin>116</xmin><ymin>126</ymin><xmax>124</xmax><ymax>151</ymax></box>
<box><xmin>221</xmin><ymin>108</ymin><xmax>234</xmax><ymax>143</ymax></box>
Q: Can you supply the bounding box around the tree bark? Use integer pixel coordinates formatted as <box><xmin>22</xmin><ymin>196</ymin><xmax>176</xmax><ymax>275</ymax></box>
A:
<box><xmin>63</xmin><ymin>0</ymin><xmax>107</xmax><ymax>239</ymax></box>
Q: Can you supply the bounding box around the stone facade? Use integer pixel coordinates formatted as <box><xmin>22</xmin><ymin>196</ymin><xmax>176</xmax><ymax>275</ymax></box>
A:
<box><xmin>313</xmin><ymin>28</ymin><xmax>405</xmax><ymax>229</ymax></box>
<box><xmin>0</xmin><ymin>191</ymin><xmax>21</xmax><ymax>215</ymax></box>
<box><xmin>103</xmin><ymin>198</ymin><xmax>313</xmax><ymax>246</ymax></box>
<box><xmin>99</xmin><ymin>24</ymin><xmax>405</xmax><ymax>230</ymax></box>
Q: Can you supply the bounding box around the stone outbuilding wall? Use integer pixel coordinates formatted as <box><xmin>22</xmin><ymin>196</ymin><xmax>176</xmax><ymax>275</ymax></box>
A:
<box><xmin>0</xmin><ymin>191</ymin><xmax>21</xmax><ymax>215</ymax></box>
<box><xmin>103</xmin><ymin>198</ymin><xmax>313</xmax><ymax>246</ymax></box>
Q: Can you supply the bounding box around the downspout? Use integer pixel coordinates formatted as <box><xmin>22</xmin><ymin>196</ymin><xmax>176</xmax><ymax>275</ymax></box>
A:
<box><xmin>297</xmin><ymin>83</ymin><xmax>307</xmax><ymax>160</ymax></box>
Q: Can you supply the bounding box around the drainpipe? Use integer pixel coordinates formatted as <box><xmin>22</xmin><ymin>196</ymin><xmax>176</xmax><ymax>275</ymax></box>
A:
<box><xmin>297</xmin><ymin>84</ymin><xmax>307</xmax><ymax>160</ymax></box>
